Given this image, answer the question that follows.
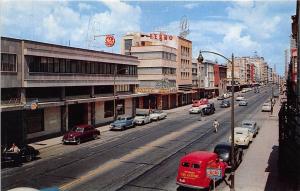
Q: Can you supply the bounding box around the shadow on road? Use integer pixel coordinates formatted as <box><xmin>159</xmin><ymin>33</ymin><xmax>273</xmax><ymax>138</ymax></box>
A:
<box><xmin>264</xmin><ymin>145</ymin><xmax>300</xmax><ymax>191</ymax></box>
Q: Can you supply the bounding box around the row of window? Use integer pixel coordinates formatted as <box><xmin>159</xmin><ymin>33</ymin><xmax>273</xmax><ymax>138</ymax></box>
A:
<box><xmin>181</xmin><ymin>72</ymin><xmax>190</xmax><ymax>79</ymax></box>
<box><xmin>181</xmin><ymin>59</ymin><xmax>190</xmax><ymax>69</ymax></box>
<box><xmin>26</xmin><ymin>56</ymin><xmax>137</xmax><ymax>75</ymax></box>
<box><xmin>162</xmin><ymin>67</ymin><xmax>176</xmax><ymax>75</ymax></box>
<box><xmin>181</xmin><ymin>46</ymin><xmax>190</xmax><ymax>57</ymax></box>
<box><xmin>1</xmin><ymin>53</ymin><xmax>17</xmax><ymax>72</ymax></box>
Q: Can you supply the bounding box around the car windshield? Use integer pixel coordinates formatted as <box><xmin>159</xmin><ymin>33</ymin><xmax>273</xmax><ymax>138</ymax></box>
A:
<box><xmin>117</xmin><ymin>117</ymin><xmax>126</xmax><ymax>121</ymax></box>
<box><xmin>235</xmin><ymin>131</ymin><xmax>245</xmax><ymax>134</ymax></box>
<box><xmin>73</xmin><ymin>127</ymin><xmax>84</xmax><ymax>132</ymax></box>
<box><xmin>136</xmin><ymin>114</ymin><xmax>146</xmax><ymax>117</ymax></box>
<box><xmin>243</xmin><ymin>123</ymin><xmax>252</xmax><ymax>127</ymax></box>
<box><xmin>153</xmin><ymin>110</ymin><xmax>162</xmax><ymax>113</ymax></box>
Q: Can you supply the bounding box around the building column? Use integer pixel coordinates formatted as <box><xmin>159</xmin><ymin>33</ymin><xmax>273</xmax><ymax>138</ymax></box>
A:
<box><xmin>168</xmin><ymin>94</ymin><xmax>171</xmax><ymax>109</ymax></box>
<box><xmin>21</xmin><ymin>110</ymin><xmax>27</xmax><ymax>144</ymax></box>
<box><xmin>91</xmin><ymin>102</ymin><xmax>95</xmax><ymax>126</ymax></box>
<box><xmin>61</xmin><ymin>105</ymin><xmax>68</xmax><ymax>132</ymax></box>
<box><xmin>90</xmin><ymin>86</ymin><xmax>95</xmax><ymax>98</ymax></box>
<box><xmin>139</xmin><ymin>97</ymin><xmax>144</xmax><ymax>109</ymax></box>
<box><xmin>20</xmin><ymin>88</ymin><xmax>26</xmax><ymax>104</ymax></box>
<box><xmin>132</xmin><ymin>98</ymin><xmax>136</xmax><ymax>116</ymax></box>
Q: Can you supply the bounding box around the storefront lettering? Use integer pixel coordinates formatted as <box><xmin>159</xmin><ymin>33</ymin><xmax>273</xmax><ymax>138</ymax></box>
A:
<box><xmin>150</xmin><ymin>33</ymin><xmax>173</xmax><ymax>41</ymax></box>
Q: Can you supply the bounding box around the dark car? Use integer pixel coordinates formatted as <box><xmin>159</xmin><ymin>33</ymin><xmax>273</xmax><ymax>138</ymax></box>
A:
<box><xmin>213</xmin><ymin>142</ymin><xmax>243</xmax><ymax>169</ymax></box>
<box><xmin>62</xmin><ymin>124</ymin><xmax>100</xmax><ymax>145</ymax></box>
<box><xmin>220</xmin><ymin>100</ymin><xmax>230</xmax><ymax>108</ymax></box>
<box><xmin>202</xmin><ymin>103</ymin><xmax>215</xmax><ymax>115</ymax></box>
<box><xmin>1</xmin><ymin>145</ymin><xmax>40</xmax><ymax>167</ymax></box>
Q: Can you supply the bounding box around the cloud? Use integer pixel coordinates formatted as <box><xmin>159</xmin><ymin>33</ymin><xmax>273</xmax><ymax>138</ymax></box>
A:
<box><xmin>1</xmin><ymin>0</ymin><xmax>141</xmax><ymax>51</ymax></box>
<box><xmin>184</xmin><ymin>3</ymin><xmax>200</xmax><ymax>9</ymax></box>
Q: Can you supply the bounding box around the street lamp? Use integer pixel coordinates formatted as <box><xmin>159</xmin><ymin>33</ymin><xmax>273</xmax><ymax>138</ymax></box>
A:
<box><xmin>198</xmin><ymin>50</ymin><xmax>235</xmax><ymax>191</ymax></box>
<box><xmin>113</xmin><ymin>65</ymin><xmax>128</xmax><ymax>121</ymax></box>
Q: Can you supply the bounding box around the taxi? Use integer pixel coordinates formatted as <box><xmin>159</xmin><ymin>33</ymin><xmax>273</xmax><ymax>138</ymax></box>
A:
<box><xmin>176</xmin><ymin>151</ymin><xmax>227</xmax><ymax>190</ymax></box>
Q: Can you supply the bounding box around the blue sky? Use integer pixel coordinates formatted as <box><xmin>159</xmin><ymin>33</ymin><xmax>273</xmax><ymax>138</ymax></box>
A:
<box><xmin>1</xmin><ymin>0</ymin><xmax>296</xmax><ymax>75</ymax></box>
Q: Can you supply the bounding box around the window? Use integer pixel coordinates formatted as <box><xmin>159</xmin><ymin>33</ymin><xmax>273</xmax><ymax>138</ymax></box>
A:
<box><xmin>66</xmin><ymin>59</ymin><xmax>71</xmax><ymax>73</ymax></box>
<box><xmin>48</xmin><ymin>57</ymin><xmax>54</xmax><ymax>73</ymax></box>
<box><xmin>124</xmin><ymin>39</ymin><xmax>132</xmax><ymax>50</ymax></box>
<box><xmin>54</xmin><ymin>58</ymin><xmax>59</xmax><ymax>73</ymax></box>
<box><xmin>1</xmin><ymin>53</ymin><xmax>17</xmax><ymax>72</ymax></box>
<box><xmin>117</xmin><ymin>99</ymin><xmax>125</xmax><ymax>115</ymax></box>
<box><xmin>182</xmin><ymin>162</ymin><xmax>189</xmax><ymax>167</ymax></box>
<box><xmin>192</xmin><ymin>164</ymin><xmax>200</xmax><ymax>169</ymax></box>
<box><xmin>59</xmin><ymin>59</ymin><xmax>66</xmax><ymax>73</ymax></box>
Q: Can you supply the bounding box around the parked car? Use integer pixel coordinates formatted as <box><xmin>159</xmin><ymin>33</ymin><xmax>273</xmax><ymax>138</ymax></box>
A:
<box><xmin>192</xmin><ymin>99</ymin><xmax>209</xmax><ymax>107</ymax></box>
<box><xmin>63</xmin><ymin>124</ymin><xmax>100</xmax><ymax>144</ymax></box>
<box><xmin>133</xmin><ymin>113</ymin><xmax>151</xmax><ymax>125</ymax></box>
<box><xmin>149</xmin><ymin>109</ymin><xmax>167</xmax><ymax>121</ymax></box>
<box><xmin>2</xmin><ymin>145</ymin><xmax>40</xmax><ymax>167</ymax></box>
<box><xmin>213</xmin><ymin>142</ymin><xmax>243</xmax><ymax>168</ymax></box>
<box><xmin>176</xmin><ymin>151</ymin><xmax>227</xmax><ymax>190</ymax></box>
<box><xmin>239</xmin><ymin>100</ymin><xmax>248</xmax><ymax>106</ymax></box>
<box><xmin>236</xmin><ymin>95</ymin><xmax>245</xmax><ymax>101</ymax></box>
<box><xmin>223</xmin><ymin>93</ymin><xmax>230</xmax><ymax>99</ymax></box>
<box><xmin>202</xmin><ymin>103</ymin><xmax>215</xmax><ymax>115</ymax></box>
<box><xmin>241</xmin><ymin>120</ymin><xmax>259</xmax><ymax>138</ymax></box>
<box><xmin>189</xmin><ymin>105</ymin><xmax>207</xmax><ymax>114</ymax></box>
<box><xmin>110</xmin><ymin>117</ymin><xmax>135</xmax><ymax>131</ymax></box>
<box><xmin>220</xmin><ymin>100</ymin><xmax>230</xmax><ymax>108</ymax></box>
<box><xmin>261</xmin><ymin>102</ymin><xmax>272</xmax><ymax>112</ymax></box>
<box><xmin>229</xmin><ymin>127</ymin><xmax>252</xmax><ymax>148</ymax></box>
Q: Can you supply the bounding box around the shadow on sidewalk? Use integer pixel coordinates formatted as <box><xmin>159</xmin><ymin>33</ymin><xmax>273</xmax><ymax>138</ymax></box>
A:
<box><xmin>264</xmin><ymin>145</ymin><xmax>300</xmax><ymax>191</ymax></box>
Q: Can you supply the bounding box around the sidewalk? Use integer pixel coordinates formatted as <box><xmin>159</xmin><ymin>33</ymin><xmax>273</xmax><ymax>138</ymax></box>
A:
<box><xmin>222</xmin><ymin>96</ymin><xmax>281</xmax><ymax>191</ymax></box>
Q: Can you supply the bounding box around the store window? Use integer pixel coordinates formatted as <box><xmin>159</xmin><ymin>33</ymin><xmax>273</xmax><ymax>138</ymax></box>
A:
<box><xmin>117</xmin><ymin>99</ymin><xmax>125</xmax><ymax>115</ymax></box>
<box><xmin>26</xmin><ymin>110</ymin><xmax>44</xmax><ymax>134</ymax></box>
<box><xmin>104</xmin><ymin>100</ymin><xmax>114</xmax><ymax>118</ymax></box>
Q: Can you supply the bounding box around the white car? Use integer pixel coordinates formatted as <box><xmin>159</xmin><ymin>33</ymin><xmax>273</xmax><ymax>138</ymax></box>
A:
<box><xmin>134</xmin><ymin>113</ymin><xmax>151</xmax><ymax>125</ymax></box>
<box><xmin>189</xmin><ymin>105</ymin><xmax>207</xmax><ymax>114</ymax></box>
<box><xmin>236</xmin><ymin>95</ymin><xmax>245</xmax><ymax>101</ymax></box>
<box><xmin>150</xmin><ymin>110</ymin><xmax>167</xmax><ymax>121</ymax></box>
<box><xmin>261</xmin><ymin>102</ymin><xmax>272</xmax><ymax>112</ymax></box>
<box><xmin>223</xmin><ymin>93</ymin><xmax>230</xmax><ymax>99</ymax></box>
<box><xmin>229</xmin><ymin>127</ymin><xmax>252</xmax><ymax>147</ymax></box>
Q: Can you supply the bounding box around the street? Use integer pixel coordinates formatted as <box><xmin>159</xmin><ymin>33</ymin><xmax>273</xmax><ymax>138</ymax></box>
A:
<box><xmin>1</xmin><ymin>86</ymin><xmax>273</xmax><ymax>191</ymax></box>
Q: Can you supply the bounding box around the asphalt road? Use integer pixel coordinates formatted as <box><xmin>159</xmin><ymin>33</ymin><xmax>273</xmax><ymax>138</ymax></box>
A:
<box><xmin>1</xmin><ymin>86</ymin><xmax>273</xmax><ymax>191</ymax></box>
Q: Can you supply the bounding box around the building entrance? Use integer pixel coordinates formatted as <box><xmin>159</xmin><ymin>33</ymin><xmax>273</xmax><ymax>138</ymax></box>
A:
<box><xmin>68</xmin><ymin>103</ymin><xmax>88</xmax><ymax>129</ymax></box>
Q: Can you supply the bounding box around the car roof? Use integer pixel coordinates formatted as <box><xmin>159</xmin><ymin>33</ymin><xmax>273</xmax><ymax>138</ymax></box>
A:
<box><xmin>75</xmin><ymin>124</ymin><xmax>92</xmax><ymax>128</ymax></box>
<box><xmin>215</xmin><ymin>142</ymin><xmax>231</xmax><ymax>149</ymax></box>
<box><xmin>181</xmin><ymin>151</ymin><xmax>217</xmax><ymax>161</ymax></box>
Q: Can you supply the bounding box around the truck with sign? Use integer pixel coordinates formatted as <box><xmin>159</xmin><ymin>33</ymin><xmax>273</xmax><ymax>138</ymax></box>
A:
<box><xmin>176</xmin><ymin>151</ymin><xmax>227</xmax><ymax>190</ymax></box>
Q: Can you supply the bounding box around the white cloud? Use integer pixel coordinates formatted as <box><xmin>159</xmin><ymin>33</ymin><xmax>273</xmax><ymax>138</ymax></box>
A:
<box><xmin>1</xmin><ymin>0</ymin><xmax>141</xmax><ymax>51</ymax></box>
<box><xmin>184</xmin><ymin>3</ymin><xmax>200</xmax><ymax>9</ymax></box>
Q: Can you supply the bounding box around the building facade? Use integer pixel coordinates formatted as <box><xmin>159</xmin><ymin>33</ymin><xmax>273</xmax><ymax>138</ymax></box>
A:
<box><xmin>1</xmin><ymin>37</ymin><xmax>146</xmax><ymax>145</ymax></box>
<box><xmin>121</xmin><ymin>32</ymin><xmax>193</xmax><ymax>109</ymax></box>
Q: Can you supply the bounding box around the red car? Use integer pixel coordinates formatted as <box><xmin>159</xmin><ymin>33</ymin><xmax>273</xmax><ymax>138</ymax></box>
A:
<box><xmin>176</xmin><ymin>151</ymin><xmax>227</xmax><ymax>190</ymax></box>
<box><xmin>62</xmin><ymin>124</ymin><xmax>100</xmax><ymax>145</ymax></box>
<box><xmin>192</xmin><ymin>99</ymin><xmax>209</xmax><ymax>107</ymax></box>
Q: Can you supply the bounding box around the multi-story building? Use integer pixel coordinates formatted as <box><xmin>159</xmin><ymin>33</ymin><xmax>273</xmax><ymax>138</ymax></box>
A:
<box><xmin>121</xmin><ymin>32</ymin><xmax>193</xmax><ymax>109</ymax></box>
<box><xmin>1</xmin><ymin>37</ymin><xmax>146</xmax><ymax>145</ymax></box>
<box><xmin>217</xmin><ymin>65</ymin><xmax>228</xmax><ymax>95</ymax></box>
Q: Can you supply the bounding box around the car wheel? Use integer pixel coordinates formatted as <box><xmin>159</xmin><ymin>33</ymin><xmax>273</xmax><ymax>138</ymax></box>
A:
<box><xmin>76</xmin><ymin>138</ymin><xmax>81</xmax><ymax>145</ymax></box>
<box><xmin>25</xmin><ymin>154</ymin><xmax>33</xmax><ymax>162</ymax></box>
<box><xmin>93</xmin><ymin>134</ymin><xmax>98</xmax><ymax>140</ymax></box>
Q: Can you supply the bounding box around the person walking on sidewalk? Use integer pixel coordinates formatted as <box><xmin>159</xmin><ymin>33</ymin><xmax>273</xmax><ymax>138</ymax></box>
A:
<box><xmin>213</xmin><ymin>119</ymin><xmax>220</xmax><ymax>133</ymax></box>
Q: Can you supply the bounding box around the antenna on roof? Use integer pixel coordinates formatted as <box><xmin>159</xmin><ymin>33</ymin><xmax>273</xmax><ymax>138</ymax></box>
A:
<box><xmin>179</xmin><ymin>16</ymin><xmax>190</xmax><ymax>38</ymax></box>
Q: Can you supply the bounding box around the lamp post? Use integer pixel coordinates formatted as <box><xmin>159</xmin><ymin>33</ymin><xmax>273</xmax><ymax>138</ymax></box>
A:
<box><xmin>197</xmin><ymin>50</ymin><xmax>235</xmax><ymax>191</ymax></box>
<box><xmin>113</xmin><ymin>65</ymin><xmax>128</xmax><ymax>121</ymax></box>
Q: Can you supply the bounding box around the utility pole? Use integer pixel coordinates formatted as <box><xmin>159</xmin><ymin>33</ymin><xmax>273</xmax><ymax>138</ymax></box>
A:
<box><xmin>230</xmin><ymin>53</ymin><xmax>235</xmax><ymax>191</ymax></box>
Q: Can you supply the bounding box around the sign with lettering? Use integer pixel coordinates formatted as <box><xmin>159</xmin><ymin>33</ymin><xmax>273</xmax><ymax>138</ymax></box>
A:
<box><xmin>149</xmin><ymin>33</ymin><xmax>173</xmax><ymax>41</ymax></box>
<box><xmin>136</xmin><ymin>87</ymin><xmax>177</xmax><ymax>94</ymax></box>
<box><xmin>206</xmin><ymin>168</ymin><xmax>222</xmax><ymax>180</ymax></box>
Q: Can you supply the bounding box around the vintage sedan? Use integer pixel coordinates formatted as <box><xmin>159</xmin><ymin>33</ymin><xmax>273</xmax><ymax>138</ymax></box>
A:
<box><xmin>149</xmin><ymin>110</ymin><xmax>167</xmax><ymax>121</ymax></box>
<box><xmin>202</xmin><ymin>103</ymin><xmax>215</xmax><ymax>115</ymax></box>
<box><xmin>110</xmin><ymin>117</ymin><xmax>135</xmax><ymax>130</ymax></box>
<box><xmin>241</xmin><ymin>120</ymin><xmax>259</xmax><ymax>138</ymax></box>
<box><xmin>229</xmin><ymin>127</ymin><xmax>252</xmax><ymax>148</ymax></box>
<box><xmin>239</xmin><ymin>100</ymin><xmax>248</xmax><ymax>106</ymax></box>
<box><xmin>213</xmin><ymin>142</ymin><xmax>243</xmax><ymax>168</ymax></box>
<box><xmin>63</xmin><ymin>124</ymin><xmax>100</xmax><ymax>144</ymax></box>
<box><xmin>220</xmin><ymin>100</ymin><xmax>230</xmax><ymax>108</ymax></box>
<box><xmin>236</xmin><ymin>95</ymin><xmax>245</xmax><ymax>101</ymax></box>
<box><xmin>189</xmin><ymin>105</ymin><xmax>207</xmax><ymax>114</ymax></box>
<box><xmin>134</xmin><ymin>113</ymin><xmax>151</xmax><ymax>125</ymax></box>
<box><xmin>2</xmin><ymin>145</ymin><xmax>40</xmax><ymax>167</ymax></box>
<box><xmin>261</xmin><ymin>102</ymin><xmax>272</xmax><ymax>112</ymax></box>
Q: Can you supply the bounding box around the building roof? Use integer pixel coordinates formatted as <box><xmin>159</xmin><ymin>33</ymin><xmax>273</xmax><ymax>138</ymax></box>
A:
<box><xmin>1</xmin><ymin>36</ymin><xmax>138</xmax><ymax>60</ymax></box>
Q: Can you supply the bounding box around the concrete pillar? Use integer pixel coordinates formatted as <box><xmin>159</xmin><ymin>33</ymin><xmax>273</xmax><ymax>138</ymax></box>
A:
<box><xmin>157</xmin><ymin>95</ymin><xmax>163</xmax><ymax>110</ymax></box>
<box><xmin>20</xmin><ymin>88</ymin><xmax>26</xmax><ymax>104</ymax></box>
<box><xmin>168</xmin><ymin>94</ymin><xmax>171</xmax><ymax>109</ymax></box>
<box><xmin>139</xmin><ymin>97</ymin><xmax>144</xmax><ymax>109</ymax></box>
<box><xmin>21</xmin><ymin>110</ymin><xmax>27</xmax><ymax>144</ymax></box>
<box><xmin>132</xmin><ymin>98</ymin><xmax>136</xmax><ymax>116</ymax></box>
<box><xmin>90</xmin><ymin>86</ymin><xmax>95</xmax><ymax>98</ymax></box>
<box><xmin>91</xmin><ymin>102</ymin><xmax>95</xmax><ymax>126</ymax></box>
<box><xmin>87</xmin><ymin>103</ymin><xmax>91</xmax><ymax>125</ymax></box>
<box><xmin>61</xmin><ymin>87</ymin><xmax>66</xmax><ymax>101</ymax></box>
<box><xmin>61</xmin><ymin>105</ymin><xmax>67</xmax><ymax>132</ymax></box>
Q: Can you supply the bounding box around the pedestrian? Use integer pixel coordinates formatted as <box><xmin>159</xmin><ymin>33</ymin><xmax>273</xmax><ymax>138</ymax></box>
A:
<box><xmin>213</xmin><ymin>119</ymin><xmax>220</xmax><ymax>133</ymax></box>
<box><xmin>8</xmin><ymin>143</ymin><xmax>20</xmax><ymax>153</ymax></box>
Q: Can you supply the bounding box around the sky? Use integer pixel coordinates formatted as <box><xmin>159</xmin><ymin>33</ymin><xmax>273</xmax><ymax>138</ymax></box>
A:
<box><xmin>1</xmin><ymin>0</ymin><xmax>296</xmax><ymax>75</ymax></box>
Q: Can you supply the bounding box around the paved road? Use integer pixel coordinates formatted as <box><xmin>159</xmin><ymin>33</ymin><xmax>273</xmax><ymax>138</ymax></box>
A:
<box><xmin>1</xmin><ymin>87</ymin><xmax>273</xmax><ymax>191</ymax></box>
